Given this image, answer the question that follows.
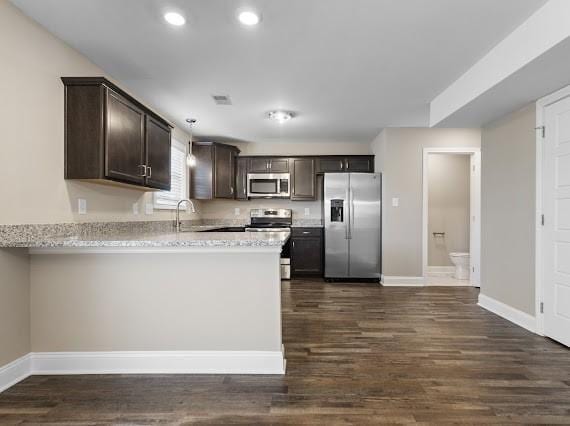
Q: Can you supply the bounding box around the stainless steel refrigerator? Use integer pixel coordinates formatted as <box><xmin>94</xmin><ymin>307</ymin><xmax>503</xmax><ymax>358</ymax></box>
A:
<box><xmin>324</xmin><ymin>173</ymin><xmax>382</xmax><ymax>280</ymax></box>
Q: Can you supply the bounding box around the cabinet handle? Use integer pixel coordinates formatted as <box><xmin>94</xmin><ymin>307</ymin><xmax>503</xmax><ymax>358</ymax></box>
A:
<box><xmin>346</xmin><ymin>160</ymin><xmax>349</xmax><ymax>170</ymax></box>
<box><xmin>340</xmin><ymin>160</ymin><xmax>343</xmax><ymax>170</ymax></box>
<box><xmin>138</xmin><ymin>164</ymin><xmax>147</xmax><ymax>177</ymax></box>
<box><xmin>230</xmin><ymin>186</ymin><xmax>234</xmax><ymax>194</ymax></box>
<box><xmin>302</xmin><ymin>231</ymin><xmax>310</xmax><ymax>234</ymax></box>
<box><xmin>147</xmin><ymin>166</ymin><xmax>152</xmax><ymax>178</ymax></box>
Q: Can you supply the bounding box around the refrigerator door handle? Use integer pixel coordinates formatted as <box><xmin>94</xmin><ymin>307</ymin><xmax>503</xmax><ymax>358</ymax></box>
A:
<box><xmin>350</xmin><ymin>188</ymin><xmax>355</xmax><ymax>235</ymax></box>
<box><xmin>345</xmin><ymin>188</ymin><xmax>350</xmax><ymax>240</ymax></box>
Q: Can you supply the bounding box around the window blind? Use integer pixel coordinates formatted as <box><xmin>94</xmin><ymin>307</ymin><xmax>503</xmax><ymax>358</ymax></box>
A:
<box><xmin>154</xmin><ymin>139</ymin><xmax>188</xmax><ymax>208</ymax></box>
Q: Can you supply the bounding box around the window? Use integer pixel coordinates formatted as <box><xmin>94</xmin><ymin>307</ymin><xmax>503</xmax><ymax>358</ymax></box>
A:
<box><xmin>154</xmin><ymin>139</ymin><xmax>188</xmax><ymax>209</ymax></box>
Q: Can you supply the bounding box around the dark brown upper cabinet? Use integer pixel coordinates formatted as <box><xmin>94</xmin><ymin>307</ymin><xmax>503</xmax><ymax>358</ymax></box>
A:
<box><xmin>62</xmin><ymin>77</ymin><xmax>172</xmax><ymax>191</ymax></box>
<box><xmin>316</xmin><ymin>156</ymin><xmax>374</xmax><ymax>173</ymax></box>
<box><xmin>235</xmin><ymin>157</ymin><xmax>248</xmax><ymax>200</ymax></box>
<box><xmin>145</xmin><ymin>116</ymin><xmax>171</xmax><ymax>190</ymax></box>
<box><xmin>190</xmin><ymin>142</ymin><xmax>240</xmax><ymax>200</ymax></box>
<box><xmin>290</xmin><ymin>158</ymin><xmax>316</xmax><ymax>201</ymax></box>
<box><xmin>248</xmin><ymin>157</ymin><xmax>289</xmax><ymax>173</ymax></box>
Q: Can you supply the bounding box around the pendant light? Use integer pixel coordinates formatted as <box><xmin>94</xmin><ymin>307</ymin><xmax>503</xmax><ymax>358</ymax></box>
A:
<box><xmin>186</xmin><ymin>118</ymin><xmax>197</xmax><ymax>168</ymax></box>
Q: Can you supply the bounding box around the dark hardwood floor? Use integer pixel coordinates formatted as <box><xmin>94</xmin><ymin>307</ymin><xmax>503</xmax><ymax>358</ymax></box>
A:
<box><xmin>1</xmin><ymin>279</ymin><xmax>570</xmax><ymax>424</ymax></box>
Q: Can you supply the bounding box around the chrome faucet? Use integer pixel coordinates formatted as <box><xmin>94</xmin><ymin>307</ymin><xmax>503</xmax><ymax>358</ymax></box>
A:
<box><xmin>176</xmin><ymin>199</ymin><xmax>196</xmax><ymax>232</ymax></box>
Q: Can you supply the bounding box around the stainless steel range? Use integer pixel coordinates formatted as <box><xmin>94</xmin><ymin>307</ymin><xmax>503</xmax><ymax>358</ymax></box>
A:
<box><xmin>246</xmin><ymin>209</ymin><xmax>292</xmax><ymax>279</ymax></box>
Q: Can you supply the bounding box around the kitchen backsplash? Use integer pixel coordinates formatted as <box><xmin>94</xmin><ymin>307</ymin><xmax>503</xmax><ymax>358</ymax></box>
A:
<box><xmin>198</xmin><ymin>198</ymin><xmax>322</xmax><ymax>222</ymax></box>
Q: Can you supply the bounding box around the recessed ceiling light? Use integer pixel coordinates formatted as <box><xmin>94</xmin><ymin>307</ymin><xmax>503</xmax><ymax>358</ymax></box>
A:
<box><xmin>164</xmin><ymin>12</ymin><xmax>186</xmax><ymax>26</ymax></box>
<box><xmin>238</xmin><ymin>10</ymin><xmax>261</xmax><ymax>26</ymax></box>
<box><xmin>267</xmin><ymin>110</ymin><xmax>293</xmax><ymax>123</ymax></box>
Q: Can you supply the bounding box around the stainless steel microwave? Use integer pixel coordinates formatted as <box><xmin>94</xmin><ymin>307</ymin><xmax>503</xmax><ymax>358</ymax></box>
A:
<box><xmin>247</xmin><ymin>173</ymin><xmax>290</xmax><ymax>198</ymax></box>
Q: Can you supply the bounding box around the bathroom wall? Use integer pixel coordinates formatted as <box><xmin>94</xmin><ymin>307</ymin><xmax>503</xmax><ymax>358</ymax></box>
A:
<box><xmin>427</xmin><ymin>154</ymin><xmax>471</xmax><ymax>267</ymax></box>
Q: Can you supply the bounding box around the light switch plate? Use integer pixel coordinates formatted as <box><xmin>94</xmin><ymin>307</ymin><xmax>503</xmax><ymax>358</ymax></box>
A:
<box><xmin>145</xmin><ymin>203</ymin><xmax>154</xmax><ymax>215</ymax></box>
<box><xmin>132</xmin><ymin>203</ymin><xmax>139</xmax><ymax>215</ymax></box>
<box><xmin>78</xmin><ymin>198</ymin><xmax>87</xmax><ymax>215</ymax></box>
<box><xmin>304</xmin><ymin>208</ymin><xmax>310</xmax><ymax>216</ymax></box>
<box><xmin>392</xmin><ymin>197</ymin><xmax>399</xmax><ymax>207</ymax></box>
<box><xmin>234</xmin><ymin>207</ymin><xmax>240</xmax><ymax>216</ymax></box>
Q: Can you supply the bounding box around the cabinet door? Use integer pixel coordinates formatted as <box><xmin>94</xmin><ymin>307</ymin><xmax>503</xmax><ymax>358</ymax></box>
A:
<box><xmin>145</xmin><ymin>116</ymin><xmax>171</xmax><ymax>190</ymax></box>
<box><xmin>190</xmin><ymin>144</ymin><xmax>214</xmax><ymax>199</ymax></box>
<box><xmin>214</xmin><ymin>146</ymin><xmax>236</xmax><ymax>198</ymax></box>
<box><xmin>291</xmin><ymin>236</ymin><xmax>323</xmax><ymax>276</ymax></box>
<box><xmin>291</xmin><ymin>158</ymin><xmax>316</xmax><ymax>200</ymax></box>
<box><xmin>317</xmin><ymin>157</ymin><xmax>345</xmax><ymax>173</ymax></box>
<box><xmin>235</xmin><ymin>157</ymin><xmax>248</xmax><ymax>200</ymax></box>
<box><xmin>345</xmin><ymin>156</ymin><xmax>374</xmax><ymax>173</ymax></box>
<box><xmin>105</xmin><ymin>89</ymin><xmax>145</xmax><ymax>185</ymax></box>
<box><xmin>268</xmin><ymin>158</ymin><xmax>289</xmax><ymax>173</ymax></box>
<box><xmin>249</xmin><ymin>158</ymin><xmax>269</xmax><ymax>173</ymax></box>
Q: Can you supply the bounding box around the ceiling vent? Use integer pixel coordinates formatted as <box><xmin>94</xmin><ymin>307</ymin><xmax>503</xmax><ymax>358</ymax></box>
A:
<box><xmin>212</xmin><ymin>95</ymin><xmax>232</xmax><ymax>105</ymax></box>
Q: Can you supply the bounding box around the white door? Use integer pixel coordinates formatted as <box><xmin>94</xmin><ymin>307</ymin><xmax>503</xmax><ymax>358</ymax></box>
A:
<box><xmin>543</xmin><ymin>96</ymin><xmax>570</xmax><ymax>347</ymax></box>
<box><xmin>470</xmin><ymin>152</ymin><xmax>481</xmax><ymax>287</ymax></box>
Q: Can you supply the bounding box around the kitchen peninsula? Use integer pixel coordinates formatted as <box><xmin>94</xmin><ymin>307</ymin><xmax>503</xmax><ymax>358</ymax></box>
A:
<box><xmin>0</xmin><ymin>225</ymin><xmax>289</xmax><ymax>375</ymax></box>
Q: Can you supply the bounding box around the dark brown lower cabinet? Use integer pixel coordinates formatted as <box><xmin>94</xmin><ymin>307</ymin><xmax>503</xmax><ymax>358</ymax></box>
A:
<box><xmin>291</xmin><ymin>228</ymin><xmax>323</xmax><ymax>277</ymax></box>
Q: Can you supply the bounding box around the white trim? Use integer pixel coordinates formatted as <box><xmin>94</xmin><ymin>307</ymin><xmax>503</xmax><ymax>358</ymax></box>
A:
<box><xmin>422</xmin><ymin>147</ymin><xmax>481</xmax><ymax>287</ymax></box>
<box><xmin>29</xmin><ymin>246</ymin><xmax>283</xmax><ymax>255</ymax></box>
<box><xmin>0</xmin><ymin>350</ymin><xmax>285</xmax><ymax>393</ymax></box>
<box><xmin>31</xmin><ymin>351</ymin><xmax>285</xmax><ymax>375</ymax></box>
<box><xmin>478</xmin><ymin>293</ymin><xmax>537</xmax><ymax>333</ymax></box>
<box><xmin>0</xmin><ymin>354</ymin><xmax>32</xmax><ymax>394</ymax></box>
<box><xmin>535</xmin><ymin>84</ymin><xmax>570</xmax><ymax>336</ymax></box>
<box><xmin>382</xmin><ymin>276</ymin><xmax>425</xmax><ymax>286</ymax></box>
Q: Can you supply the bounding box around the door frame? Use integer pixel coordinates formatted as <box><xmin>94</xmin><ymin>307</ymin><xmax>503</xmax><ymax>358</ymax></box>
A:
<box><xmin>535</xmin><ymin>84</ymin><xmax>570</xmax><ymax>335</ymax></box>
<box><xmin>422</xmin><ymin>147</ymin><xmax>481</xmax><ymax>286</ymax></box>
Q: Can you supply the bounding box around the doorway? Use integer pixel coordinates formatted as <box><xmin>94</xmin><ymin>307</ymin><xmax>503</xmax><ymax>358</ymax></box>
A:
<box><xmin>422</xmin><ymin>148</ymin><xmax>481</xmax><ymax>286</ymax></box>
<box><xmin>536</xmin><ymin>86</ymin><xmax>570</xmax><ymax>347</ymax></box>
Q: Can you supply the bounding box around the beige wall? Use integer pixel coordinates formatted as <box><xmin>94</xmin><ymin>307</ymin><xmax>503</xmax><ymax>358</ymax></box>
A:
<box><xmin>371</xmin><ymin>128</ymin><xmax>481</xmax><ymax>277</ymax></box>
<box><xmin>232</xmin><ymin>141</ymin><xmax>371</xmax><ymax>156</ymax></box>
<box><xmin>427</xmin><ymin>154</ymin><xmax>470</xmax><ymax>266</ymax></box>
<box><xmin>0</xmin><ymin>249</ymin><xmax>30</xmax><ymax>366</ymax></box>
<box><xmin>0</xmin><ymin>1</ymin><xmax>198</xmax><ymax>225</ymax></box>
<box><xmin>481</xmin><ymin>104</ymin><xmax>536</xmax><ymax>315</ymax></box>
<box><xmin>31</xmin><ymin>250</ymin><xmax>282</xmax><ymax>352</ymax></box>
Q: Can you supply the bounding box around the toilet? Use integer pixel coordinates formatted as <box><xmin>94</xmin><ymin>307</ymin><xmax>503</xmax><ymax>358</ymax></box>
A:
<box><xmin>449</xmin><ymin>252</ymin><xmax>470</xmax><ymax>280</ymax></box>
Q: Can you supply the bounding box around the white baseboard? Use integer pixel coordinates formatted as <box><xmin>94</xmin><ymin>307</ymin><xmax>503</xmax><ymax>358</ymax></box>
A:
<box><xmin>427</xmin><ymin>266</ymin><xmax>455</xmax><ymax>276</ymax></box>
<box><xmin>382</xmin><ymin>276</ymin><xmax>425</xmax><ymax>286</ymax></box>
<box><xmin>32</xmin><ymin>351</ymin><xmax>285</xmax><ymax>375</ymax></box>
<box><xmin>478</xmin><ymin>293</ymin><xmax>537</xmax><ymax>333</ymax></box>
<box><xmin>0</xmin><ymin>350</ymin><xmax>285</xmax><ymax>394</ymax></box>
<box><xmin>0</xmin><ymin>354</ymin><xmax>31</xmax><ymax>394</ymax></box>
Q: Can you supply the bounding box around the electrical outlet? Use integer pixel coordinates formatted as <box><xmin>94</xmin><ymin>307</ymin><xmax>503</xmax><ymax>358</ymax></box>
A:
<box><xmin>234</xmin><ymin>207</ymin><xmax>240</xmax><ymax>216</ymax></box>
<box><xmin>145</xmin><ymin>203</ymin><xmax>153</xmax><ymax>215</ymax></box>
<box><xmin>132</xmin><ymin>203</ymin><xmax>139</xmax><ymax>215</ymax></box>
<box><xmin>304</xmin><ymin>208</ymin><xmax>310</xmax><ymax>216</ymax></box>
<box><xmin>78</xmin><ymin>198</ymin><xmax>87</xmax><ymax>215</ymax></box>
<box><xmin>391</xmin><ymin>197</ymin><xmax>399</xmax><ymax>207</ymax></box>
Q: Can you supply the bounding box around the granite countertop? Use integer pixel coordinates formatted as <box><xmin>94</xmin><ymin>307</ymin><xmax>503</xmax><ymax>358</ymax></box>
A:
<box><xmin>1</xmin><ymin>230</ymin><xmax>290</xmax><ymax>249</ymax></box>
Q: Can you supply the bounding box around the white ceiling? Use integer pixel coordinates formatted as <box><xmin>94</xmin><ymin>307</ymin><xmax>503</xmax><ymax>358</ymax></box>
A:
<box><xmin>12</xmin><ymin>0</ymin><xmax>547</xmax><ymax>143</ymax></box>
